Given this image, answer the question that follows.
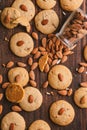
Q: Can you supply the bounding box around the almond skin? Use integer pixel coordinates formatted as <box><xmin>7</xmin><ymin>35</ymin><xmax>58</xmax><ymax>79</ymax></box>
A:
<box><xmin>44</xmin><ymin>64</ymin><xmax>49</xmax><ymax>73</ymax></box>
<box><xmin>28</xmin><ymin>57</ymin><xmax>33</xmax><ymax>66</ymax></box>
<box><xmin>2</xmin><ymin>82</ymin><xmax>10</xmax><ymax>89</ymax></box>
<box><xmin>29</xmin><ymin>70</ymin><xmax>35</xmax><ymax>80</ymax></box>
<box><xmin>32</xmin><ymin>32</ymin><xmax>38</xmax><ymax>40</ymax></box>
<box><xmin>31</xmin><ymin>62</ymin><xmax>38</xmax><ymax>70</ymax></box>
<box><xmin>61</xmin><ymin>56</ymin><xmax>68</xmax><ymax>63</ymax></box>
<box><xmin>52</xmin><ymin>59</ymin><xmax>58</xmax><ymax>66</ymax></box>
<box><xmin>42</xmin><ymin>81</ymin><xmax>48</xmax><ymax>88</ymax></box>
<box><xmin>20</xmin><ymin>4</ymin><xmax>28</xmax><ymax>11</ymax></box>
<box><xmin>6</xmin><ymin>61</ymin><xmax>14</xmax><ymax>68</ymax></box>
<box><xmin>12</xmin><ymin>105</ymin><xmax>22</xmax><ymax>112</ymax></box>
<box><xmin>58</xmin><ymin>108</ymin><xmax>65</xmax><ymax>115</ymax></box>
<box><xmin>41</xmin><ymin>19</ymin><xmax>48</xmax><ymax>25</ymax></box>
<box><xmin>58</xmin><ymin>90</ymin><xmax>67</xmax><ymax>96</ymax></box>
<box><xmin>17</xmin><ymin>62</ymin><xmax>27</xmax><ymax>67</ymax></box>
<box><xmin>39</xmin><ymin>47</ymin><xmax>46</xmax><ymax>52</ymax></box>
<box><xmin>78</xmin><ymin>66</ymin><xmax>85</xmax><ymax>73</ymax></box>
<box><xmin>32</xmin><ymin>47</ymin><xmax>38</xmax><ymax>55</ymax></box>
<box><xmin>58</xmin><ymin>73</ymin><xmax>63</xmax><ymax>81</ymax></box>
<box><xmin>9</xmin><ymin>123</ymin><xmax>15</xmax><ymax>130</ymax></box>
<box><xmin>28</xmin><ymin>95</ymin><xmax>34</xmax><ymax>103</ymax></box>
<box><xmin>0</xmin><ymin>93</ymin><xmax>3</xmax><ymax>101</ymax></box>
<box><xmin>34</xmin><ymin>51</ymin><xmax>41</xmax><ymax>59</ymax></box>
<box><xmin>30</xmin><ymin>80</ymin><xmax>37</xmax><ymax>87</ymax></box>
<box><xmin>0</xmin><ymin>105</ymin><xmax>3</xmax><ymax>115</ymax></box>
<box><xmin>42</xmin><ymin>37</ymin><xmax>47</xmax><ymax>48</ymax></box>
<box><xmin>79</xmin><ymin>62</ymin><xmax>87</xmax><ymax>67</ymax></box>
<box><xmin>0</xmin><ymin>74</ymin><xmax>3</xmax><ymax>84</ymax></box>
<box><xmin>17</xmin><ymin>41</ymin><xmax>24</xmax><ymax>46</ymax></box>
<box><xmin>80</xmin><ymin>82</ymin><xmax>87</xmax><ymax>87</ymax></box>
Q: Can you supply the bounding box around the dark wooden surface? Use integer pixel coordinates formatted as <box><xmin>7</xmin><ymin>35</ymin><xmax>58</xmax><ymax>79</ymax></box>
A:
<box><xmin>0</xmin><ymin>0</ymin><xmax>87</xmax><ymax>130</ymax></box>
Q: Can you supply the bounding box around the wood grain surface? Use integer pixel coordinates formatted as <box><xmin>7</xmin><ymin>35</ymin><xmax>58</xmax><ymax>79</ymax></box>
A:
<box><xmin>0</xmin><ymin>0</ymin><xmax>87</xmax><ymax>130</ymax></box>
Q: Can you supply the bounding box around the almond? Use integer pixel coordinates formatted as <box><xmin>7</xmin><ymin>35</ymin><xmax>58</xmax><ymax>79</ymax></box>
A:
<box><xmin>44</xmin><ymin>64</ymin><xmax>49</xmax><ymax>73</ymax></box>
<box><xmin>48</xmin><ymin>33</ymin><xmax>55</xmax><ymax>38</ymax></box>
<box><xmin>17</xmin><ymin>41</ymin><xmax>24</xmax><ymax>46</ymax></box>
<box><xmin>52</xmin><ymin>59</ymin><xmax>58</xmax><ymax>66</ymax></box>
<box><xmin>17</xmin><ymin>62</ymin><xmax>26</xmax><ymax>67</ymax></box>
<box><xmin>15</xmin><ymin>74</ymin><xmax>21</xmax><ymax>82</ymax></box>
<box><xmin>61</xmin><ymin>55</ymin><xmax>68</xmax><ymax>63</ymax></box>
<box><xmin>28</xmin><ymin>57</ymin><xmax>33</xmax><ymax>66</ymax></box>
<box><xmin>52</xmin><ymin>36</ymin><xmax>57</xmax><ymax>43</ymax></box>
<box><xmin>56</xmin><ymin>51</ymin><xmax>63</xmax><ymax>59</ymax></box>
<box><xmin>63</xmin><ymin>50</ymin><xmax>73</xmax><ymax>56</ymax></box>
<box><xmin>12</xmin><ymin>105</ymin><xmax>22</xmax><ymax>112</ymax></box>
<box><xmin>32</xmin><ymin>47</ymin><xmax>38</xmax><ymax>55</ymax></box>
<box><xmin>41</xmin><ymin>51</ymin><xmax>47</xmax><ymax>56</ymax></box>
<box><xmin>34</xmin><ymin>51</ymin><xmax>41</xmax><ymax>59</ymax></box>
<box><xmin>0</xmin><ymin>93</ymin><xmax>3</xmax><ymax>101</ymax></box>
<box><xmin>2</xmin><ymin>82</ymin><xmax>10</xmax><ymax>89</ymax></box>
<box><xmin>6</xmin><ymin>61</ymin><xmax>14</xmax><ymax>68</ymax></box>
<box><xmin>48</xmin><ymin>40</ymin><xmax>53</xmax><ymax>49</ymax></box>
<box><xmin>20</xmin><ymin>4</ymin><xmax>28</xmax><ymax>11</ymax></box>
<box><xmin>41</xmin><ymin>19</ymin><xmax>48</xmax><ymax>25</ymax></box>
<box><xmin>80</xmin><ymin>95</ymin><xmax>87</xmax><ymax>104</ymax></box>
<box><xmin>31</xmin><ymin>62</ymin><xmax>38</xmax><ymax>70</ymax></box>
<box><xmin>9</xmin><ymin>123</ymin><xmax>14</xmax><ymax>130</ymax></box>
<box><xmin>29</xmin><ymin>70</ymin><xmax>35</xmax><ymax>80</ymax></box>
<box><xmin>0</xmin><ymin>105</ymin><xmax>3</xmax><ymax>115</ymax></box>
<box><xmin>42</xmin><ymin>37</ymin><xmax>47</xmax><ymax>48</ymax></box>
<box><xmin>28</xmin><ymin>95</ymin><xmax>34</xmax><ymax>103</ymax></box>
<box><xmin>78</xmin><ymin>66</ymin><xmax>85</xmax><ymax>73</ymax></box>
<box><xmin>58</xmin><ymin>108</ymin><xmax>65</xmax><ymax>115</ymax></box>
<box><xmin>58</xmin><ymin>90</ymin><xmax>67</xmax><ymax>96</ymax></box>
<box><xmin>80</xmin><ymin>82</ymin><xmax>87</xmax><ymax>87</ymax></box>
<box><xmin>0</xmin><ymin>74</ymin><xmax>3</xmax><ymax>84</ymax></box>
<box><xmin>67</xmin><ymin>88</ymin><xmax>73</xmax><ymax>96</ymax></box>
<box><xmin>30</xmin><ymin>80</ymin><xmax>37</xmax><ymax>87</ymax></box>
<box><xmin>32</xmin><ymin>32</ymin><xmax>38</xmax><ymax>40</ymax></box>
<box><xmin>58</xmin><ymin>73</ymin><xmax>63</xmax><ymax>81</ymax></box>
<box><xmin>39</xmin><ymin>47</ymin><xmax>46</xmax><ymax>52</ymax></box>
<box><xmin>48</xmin><ymin>58</ymin><xmax>52</xmax><ymax>65</ymax></box>
<box><xmin>4</xmin><ymin>15</ymin><xmax>10</xmax><ymax>23</ymax></box>
<box><xmin>42</xmin><ymin>81</ymin><xmax>48</xmax><ymax>88</ymax></box>
<box><xmin>79</xmin><ymin>62</ymin><xmax>87</xmax><ymax>67</ymax></box>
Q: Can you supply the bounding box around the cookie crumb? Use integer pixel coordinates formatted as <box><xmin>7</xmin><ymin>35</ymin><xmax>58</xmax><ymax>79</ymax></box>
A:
<box><xmin>4</xmin><ymin>37</ymin><xmax>9</xmax><ymax>42</ymax></box>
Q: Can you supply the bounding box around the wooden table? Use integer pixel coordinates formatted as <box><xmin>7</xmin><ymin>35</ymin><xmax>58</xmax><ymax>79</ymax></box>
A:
<box><xmin>0</xmin><ymin>0</ymin><xmax>87</xmax><ymax>130</ymax></box>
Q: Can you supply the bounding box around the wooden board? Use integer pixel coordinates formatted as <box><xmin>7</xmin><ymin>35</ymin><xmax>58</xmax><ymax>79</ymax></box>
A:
<box><xmin>0</xmin><ymin>0</ymin><xmax>87</xmax><ymax>130</ymax></box>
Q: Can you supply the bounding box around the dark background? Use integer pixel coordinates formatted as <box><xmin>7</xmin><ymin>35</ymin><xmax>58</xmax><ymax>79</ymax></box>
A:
<box><xmin>0</xmin><ymin>0</ymin><xmax>87</xmax><ymax>130</ymax></box>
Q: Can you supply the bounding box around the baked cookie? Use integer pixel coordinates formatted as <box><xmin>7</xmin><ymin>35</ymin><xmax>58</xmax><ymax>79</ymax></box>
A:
<box><xmin>48</xmin><ymin>65</ymin><xmax>72</xmax><ymax>90</ymax></box>
<box><xmin>36</xmin><ymin>0</ymin><xmax>56</xmax><ymax>9</ymax></box>
<box><xmin>60</xmin><ymin>0</ymin><xmax>83</xmax><ymax>11</ymax></box>
<box><xmin>5</xmin><ymin>83</ymin><xmax>24</xmax><ymax>103</ymax></box>
<box><xmin>12</xmin><ymin>0</ymin><xmax>35</xmax><ymax>22</ymax></box>
<box><xmin>19</xmin><ymin>87</ymin><xmax>43</xmax><ymax>112</ymax></box>
<box><xmin>50</xmin><ymin>100</ymin><xmax>75</xmax><ymax>126</ymax></box>
<box><xmin>84</xmin><ymin>45</ymin><xmax>87</xmax><ymax>61</ymax></box>
<box><xmin>10</xmin><ymin>32</ymin><xmax>34</xmax><ymax>57</ymax></box>
<box><xmin>1</xmin><ymin>7</ymin><xmax>21</xmax><ymax>29</ymax></box>
<box><xmin>74</xmin><ymin>87</ymin><xmax>87</xmax><ymax>108</ymax></box>
<box><xmin>8</xmin><ymin>67</ymin><xmax>29</xmax><ymax>87</ymax></box>
<box><xmin>29</xmin><ymin>120</ymin><xmax>51</xmax><ymax>130</ymax></box>
<box><xmin>1</xmin><ymin>112</ymin><xmax>26</xmax><ymax>130</ymax></box>
<box><xmin>35</xmin><ymin>10</ymin><xmax>59</xmax><ymax>34</ymax></box>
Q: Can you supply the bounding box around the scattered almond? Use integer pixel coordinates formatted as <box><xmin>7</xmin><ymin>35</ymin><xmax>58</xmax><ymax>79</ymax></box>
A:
<box><xmin>6</xmin><ymin>61</ymin><xmax>14</xmax><ymax>68</ymax></box>
<box><xmin>39</xmin><ymin>47</ymin><xmax>46</xmax><ymax>52</ymax></box>
<box><xmin>17</xmin><ymin>40</ymin><xmax>24</xmax><ymax>46</ymax></box>
<box><xmin>58</xmin><ymin>73</ymin><xmax>63</xmax><ymax>81</ymax></box>
<box><xmin>0</xmin><ymin>74</ymin><xmax>3</xmax><ymax>84</ymax></box>
<box><xmin>30</xmin><ymin>80</ymin><xmax>37</xmax><ymax>87</ymax></box>
<box><xmin>0</xmin><ymin>105</ymin><xmax>3</xmax><ymax>115</ymax></box>
<box><xmin>78</xmin><ymin>66</ymin><xmax>85</xmax><ymax>73</ymax></box>
<box><xmin>63</xmin><ymin>50</ymin><xmax>72</xmax><ymax>56</ymax></box>
<box><xmin>42</xmin><ymin>37</ymin><xmax>47</xmax><ymax>48</ymax></box>
<box><xmin>80</xmin><ymin>82</ymin><xmax>87</xmax><ymax>87</ymax></box>
<box><xmin>32</xmin><ymin>47</ymin><xmax>38</xmax><ymax>55</ymax></box>
<box><xmin>20</xmin><ymin>4</ymin><xmax>28</xmax><ymax>11</ymax></box>
<box><xmin>67</xmin><ymin>88</ymin><xmax>73</xmax><ymax>96</ymax></box>
<box><xmin>2</xmin><ymin>82</ymin><xmax>10</xmax><ymax>89</ymax></box>
<box><xmin>61</xmin><ymin>55</ymin><xmax>68</xmax><ymax>63</ymax></box>
<box><xmin>15</xmin><ymin>74</ymin><xmax>21</xmax><ymax>82</ymax></box>
<box><xmin>58</xmin><ymin>108</ymin><xmax>65</xmax><ymax>115</ymax></box>
<box><xmin>34</xmin><ymin>51</ymin><xmax>41</xmax><ymax>59</ymax></box>
<box><xmin>12</xmin><ymin>105</ymin><xmax>22</xmax><ymax>112</ymax></box>
<box><xmin>28</xmin><ymin>95</ymin><xmax>34</xmax><ymax>103</ymax></box>
<box><xmin>32</xmin><ymin>32</ymin><xmax>38</xmax><ymax>40</ymax></box>
<box><xmin>42</xmin><ymin>81</ymin><xmax>48</xmax><ymax>88</ymax></box>
<box><xmin>58</xmin><ymin>90</ymin><xmax>67</xmax><ymax>96</ymax></box>
<box><xmin>31</xmin><ymin>62</ymin><xmax>38</xmax><ymax>70</ymax></box>
<box><xmin>79</xmin><ymin>62</ymin><xmax>87</xmax><ymax>67</ymax></box>
<box><xmin>0</xmin><ymin>93</ymin><xmax>3</xmax><ymax>101</ymax></box>
<box><xmin>29</xmin><ymin>70</ymin><xmax>35</xmax><ymax>80</ymax></box>
<box><xmin>52</xmin><ymin>59</ymin><xmax>58</xmax><ymax>66</ymax></box>
<box><xmin>17</xmin><ymin>62</ymin><xmax>26</xmax><ymax>67</ymax></box>
<box><xmin>28</xmin><ymin>57</ymin><xmax>33</xmax><ymax>66</ymax></box>
<box><xmin>44</xmin><ymin>64</ymin><xmax>49</xmax><ymax>73</ymax></box>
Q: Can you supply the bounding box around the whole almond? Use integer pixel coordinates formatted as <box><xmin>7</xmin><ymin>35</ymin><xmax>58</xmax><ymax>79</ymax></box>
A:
<box><xmin>48</xmin><ymin>40</ymin><xmax>53</xmax><ymax>49</ymax></box>
<box><xmin>58</xmin><ymin>108</ymin><xmax>65</xmax><ymax>115</ymax></box>
<box><xmin>78</xmin><ymin>66</ymin><xmax>85</xmax><ymax>73</ymax></box>
<box><xmin>42</xmin><ymin>81</ymin><xmax>48</xmax><ymax>88</ymax></box>
<box><xmin>44</xmin><ymin>64</ymin><xmax>49</xmax><ymax>73</ymax></box>
<box><xmin>29</xmin><ymin>70</ymin><xmax>35</xmax><ymax>80</ymax></box>
<box><xmin>58</xmin><ymin>90</ymin><xmax>67</xmax><ymax>96</ymax></box>
<box><xmin>6</xmin><ymin>61</ymin><xmax>14</xmax><ymax>68</ymax></box>
<box><xmin>31</xmin><ymin>62</ymin><xmax>38</xmax><ymax>70</ymax></box>
<box><xmin>39</xmin><ymin>47</ymin><xmax>46</xmax><ymax>52</ymax></box>
<box><xmin>9</xmin><ymin>123</ymin><xmax>14</xmax><ymax>130</ymax></box>
<box><xmin>32</xmin><ymin>32</ymin><xmax>38</xmax><ymax>40</ymax></box>
<box><xmin>48</xmin><ymin>33</ymin><xmax>55</xmax><ymax>38</ymax></box>
<box><xmin>17</xmin><ymin>62</ymin><xmax>26</xmax><ymax>67</ymax></box>
<box><xmin>15</xmin><ymin>74</ymin><xmax>21</xmax><ymax>82</ymax></box>
<box><xmin>63</xmin><ymin>50</ymin><xmax>73</xmax><ymax>56</ymax></box>
<box><xmin>12</xmin><ymin>105</ymin><xmax>22</xmax><ymax>112</ymax></box>
<box><xmin>42</xmin><ymin>37</ymin><xmax>47</xmax><ymax>48</ymax></box>
<box><xmin>61</xmin><ymin>55</ymin><xmax>68</xmax><ymax>63</ymax></box>
<box><xmin>0</xmin><ymin>74</ymin><xmax>3</xmax><ymax>84</ymax></box>
<box><xmin>52</xmin><ymin>59</ymin><xmax>58</xmax><ymax>66</ymax></box>
<box><xmin>30</xmin><ymin>80</ymin><xmax>37</xmax><ymax>87</ymax></box>
<box><xmin>79</xmin><ymin>62</ymin><xmax>87</xmax><ymax>67</ymax></box>
<box><xmin>17</xmin><ymin>41</ymin><xmax>24</xmax><ymax>46</ymax></box>
<box><xmin>80</xmin><ymin>82</ymin><xmax>87</xmax><ymax>87</ymax></box>
<box><xmin>56</xmin><ymin>51</ymin><xmax>63</xmax><ymax>59</ymax></box>
<box><xmin>32</xmin><ymin>47</ymin><xmax>38</xmax><ymax>55</ymax></box>
<box><xmin>52</xmin><ymin>36</ymin><xmax>57</xmax><ymax>43</ymax></box>
<box><xmin>41</xmin><ymin>51</ymin><xmax>47</xmax><ymax>56</ymax></box>
<box><xmin>48</xmin><ymin>58</ymin><xmax>52</xmax><ymax>65</ymax></box>
<box><xmin>2</xmin><ymin>82</ymin><xmax>10</xmax><ymax>89</ymax></box>
<box><xmin>0</xmin><ymin>93</ymin><xmax>3</xmax><ymax>101</ymax></box>
<box><xmin>34</xmin><ymin>51</ymin><xmax>41</xmax><ymax>59</ymax></box>
<box><xmin>0</xmin><ymin>105</ymin><xmax>3</xmax><ymax>115</ymax></box>
<box><xmin>58</xmin><ymin>73</ymin><xmax>63</xmax><ymax>81</ymax></box>
<box><xmin>28</xmin><ymin>57</ymin><xmax>33</xmax><ymax>66</ymax></box>
<box><xmin>80</xmin><ymin>95</ymin><xmax>87</xmax><ymax>104</ymax></box>
<box><xmin>4</xmin><ymin>15</ymin><xmax>10</xmax><ymax>23</ymax></box>
<box><xmin>20</xmin><ymin>4</ymin><xmax>28</xmax><ymax>11</ymax></box>
<box><xmin>41</xmin><ymin>19</ymin><xmax>48</xmax><ymax>25</ymax></box>
<box><xmin>67</xmin><ymin>88</ymin><xmax>73</xmax><ymax>96</ymax></box>
<box><xmin>28</xmin><ymin>95</ymin><xmax>34</xmax><ymax>103</ymax></box>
